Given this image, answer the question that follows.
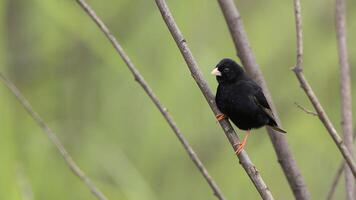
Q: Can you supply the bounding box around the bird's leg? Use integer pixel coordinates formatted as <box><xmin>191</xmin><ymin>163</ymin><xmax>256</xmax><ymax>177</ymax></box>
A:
<box><xmin>234</xmin><ymin>130</ymin><xmax>251</xmax><ymax>155</ymax></box>
<box><xmin>216</xmin><ymin>113</ymin><xmax>227</xmax><ymax>121</ymax></box>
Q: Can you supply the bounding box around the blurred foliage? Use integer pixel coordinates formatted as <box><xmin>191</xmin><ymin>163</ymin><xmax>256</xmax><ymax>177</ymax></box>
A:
<box><xmin>1</xmin><ymin>0</ymin><xmax>356</xmax><ymax>199</ymax></box>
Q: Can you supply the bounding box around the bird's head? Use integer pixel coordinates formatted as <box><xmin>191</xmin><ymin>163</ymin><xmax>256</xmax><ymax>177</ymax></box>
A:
<box><xmin>211</xmin><ymin>58</ymin><xmax>244</xmax><ymax>84</ymax></box>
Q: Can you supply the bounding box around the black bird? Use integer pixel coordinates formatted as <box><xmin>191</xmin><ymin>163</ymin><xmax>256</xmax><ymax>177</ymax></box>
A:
<box><xmin>211</xmin><ymin>58</ymin><xmax>286</xmax><ymax>155</ymax></box>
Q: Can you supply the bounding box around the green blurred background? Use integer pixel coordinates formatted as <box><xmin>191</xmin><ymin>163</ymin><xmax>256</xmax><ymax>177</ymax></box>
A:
<box><xmin>1</xmin><ymin>0</ymin><xmax>356</xmax><ymax>199</ymax></box>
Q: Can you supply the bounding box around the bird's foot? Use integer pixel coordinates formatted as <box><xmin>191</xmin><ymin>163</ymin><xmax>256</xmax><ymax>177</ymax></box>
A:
<box><xmin>233</xmin><ymin>141</ymin><xmax>247</xmax><ymax>155</ymax></box>
<box><xmin>233</xmin><ymin>130</ymin><xmax>251</xmax><ymax>155</ymax></box>
<box><xmin>216</xmin><ymin>113</ymin><xmax>227</xmax><ymax>121</ymax></box>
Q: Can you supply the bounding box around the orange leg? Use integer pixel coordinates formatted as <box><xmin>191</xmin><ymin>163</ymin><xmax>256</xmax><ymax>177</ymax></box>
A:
<box><xmin>233</xmin><ymin>130</ymin><xmax>251</xmax><ymax>155</ymax></box>
<box><xmin>216</xmin><ymin>113</ymin><xmax>227</xmax><ymax>121</ymax></box>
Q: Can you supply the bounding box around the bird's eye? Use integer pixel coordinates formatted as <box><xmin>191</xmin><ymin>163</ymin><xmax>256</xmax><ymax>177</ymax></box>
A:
<box><xmin>223</xmin><ymin>68</ymin><xmax>230</xmax><ymax>73</ymax></box>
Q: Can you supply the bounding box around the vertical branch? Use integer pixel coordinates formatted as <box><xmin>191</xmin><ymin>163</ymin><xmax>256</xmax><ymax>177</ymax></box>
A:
<box><xmin>335</xmin><ymin>0</ymin><xmax>354</xmax><ymax>199</ymax></box>
<box><xmin>154</xmin><ymin>0</ymin><xmax>275</xmax><ymax>199</ymax></box>
<box><xmin>294</xmin><ymin>0</ymin><xmax>303</xmax><ymax>70</ymax></box>
<box><xmin>0</xmin><ymin>74</ymin><xmax>108</xmax><ymax>200</ymax></box>
<box><xmin>216</xmin><ymin>0</ymin><xmax>310</xmax><ymax>199</ymax></box>
<box><xmin>75</xmin><ymin>1</ymin><xmax>226</xmax><ymax>199</ymax></box>
<box><xmin>291</xmin><ymin>0</ymin><xmax>356</xmax><ymax>178</ymax></box>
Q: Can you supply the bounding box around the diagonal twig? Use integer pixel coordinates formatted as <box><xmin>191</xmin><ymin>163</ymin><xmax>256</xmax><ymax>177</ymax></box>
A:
<box><xmin>75</xmin><ymin>0</ymin><xmax>226</xmax><ymax>199</ymax></box>
<box><xmin>335</xmin><ymin>0</ymin><xmax>354</xmax><ymax>199</ymax></box>
<box><xmin>216</xmin><ymin>0</ymin><xmax>311</xmax><ymax>199</ymax></box>
<box><xmin>326</xmin><ymin>162</ymin><xmax>344</xmax><ymax>200</ymax></box>
<box><xmin>294</xmin><ymin>102</ymin><xmax>318</xmax><ymax>116</ymax></box>
<box><xmin>292</xmin><ymin>0</ymin><xmax>356</xmax><ymax>178</ymax></box>
<box><xmin>154</xmin><ymin>0</ymin><xmax>274</xmax><ymax>199</ymax></box>
<box><xmin>326</xmin><ymin>128</ymin><xmax>356</xmax><ymax>200</ymax></box>
<box><xmin>0</xmin><ymin>74</ymin><xmax>108</xmax><ymax>200</ymax></box>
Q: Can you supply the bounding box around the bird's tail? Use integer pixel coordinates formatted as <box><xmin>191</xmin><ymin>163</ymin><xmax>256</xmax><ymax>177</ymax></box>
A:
<box><xmin>266</xmin><ymin>116</ymin><xmax>287</xmax><ymax>134</ymax></box>
<box><xmin>268</xmin><ymin>125</ymin><xmax>287</xmax><ymax>134</ymax></box>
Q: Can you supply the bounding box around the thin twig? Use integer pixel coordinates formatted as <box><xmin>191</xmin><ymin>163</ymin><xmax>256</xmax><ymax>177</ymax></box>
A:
<box><xmin>216</xmin><ymin>0</ymin><xmax>310</xmax><ymax>199</ymax></box>
<box><xmin>0</xmin><ymin>74</ymin><xmax>108</xmax><ymax>200</ymax></box>
<box><xmin>75</xmin><ymin>0</ymin><xmax>226</xmax><ymax>199</ymax></box>
<box><xmin>292</xmin><ymin>0</ymin><xmax>356</xmax><ymax>178</ymax></box>
<box><xmin>326</xmin><ymin>162</ymin><xmax>344</xmax><ymax>200</ymax></box>
<box><xmin>326</xmin><ymin>129</ymin><xmax>356</xmax><ymax>200</ymax></box>
<box><xmin>294</xmin><ymin>102</ymin><xmax>318</xmax><ymax>116</ymax></box>
<box><xmin>154</xmin><ymin>0</ymin><xmax>274</xmax><ymax>199</ymax></box>
<box><xmin>335</xmin><ymin>0</ymin><xmax>354</xmax><ymax>199</ymax></box>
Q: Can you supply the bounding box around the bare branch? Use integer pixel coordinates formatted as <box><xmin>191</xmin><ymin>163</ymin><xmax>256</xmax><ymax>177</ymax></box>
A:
<box><xmin>216</xmin><ymin>0</ymin><xmax>310</xmax><ymax>199</ymax></box>
<box><xmin>335</xmin><ymin>0</ymin><xmax>354</xmax><ymax>198</ymax></box>
<box><xmin>154</xmin><ymin>0</ymin><xmax>274</xmax><ymax>199</ymax></box>
<box><xmin>75</xmin><ymin>0</ymin><xmax>226</xmax><ymax>199</ymax></box>
<box><xmin>0</xmin><ymin>74</ymin><xmax>108</xmax><ymax>200</ymax></box>
<box><xmin>292</xmin><ymin>0</ymin><xmax>356</xmax><ymax>178</ymax></box>
<box><xmin>294</xmin><ymin>0</ymin><xmax>303</xmax><ymax>71</ymax></box>
<box><xmin>294</xmin><ymin>102</ymin><xmax>317</xmax><ymax>116</ymax></box>
<box><xmin>326</xmin><ymin>129</ymin><xmax>356</xmax><ymax>200</ymax></box>
<box><xmin>292</xmin><ymin>72</ymin><xmax>356</xmax><ymax>177</ymax></box>
<box><xmin>326</xmin><ymin>161</ymin><xmax>344</xmax><ymax>200</ymax></box>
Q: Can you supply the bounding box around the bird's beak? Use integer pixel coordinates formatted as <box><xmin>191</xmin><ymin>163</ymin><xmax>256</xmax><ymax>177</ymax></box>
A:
<box><xmin>211</xmin><ymin>68</ymin><xmax>222</xmax><ymax>76</ymax></box>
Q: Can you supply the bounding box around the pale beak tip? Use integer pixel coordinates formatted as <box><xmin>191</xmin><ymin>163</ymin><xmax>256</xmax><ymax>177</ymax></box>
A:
<box><xmin>211</xmin><ymin>68</ymin><xmax>222</xmax><ymax>76</ymax></box>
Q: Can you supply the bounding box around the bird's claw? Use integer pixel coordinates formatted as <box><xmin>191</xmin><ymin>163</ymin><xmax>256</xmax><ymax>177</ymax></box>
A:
<box><xmin>233</xmin><ymin>142</ymin><xmax>246</xmax><ymax>155</ymax></box>
<box><xmin>233</xmin><ymin>130</ymin><xmax>250</xmax><ymax>155</ymax></box>
<box><xmin>216</xmin><ymin>114</ymin><xmax>226</xmax><ymax>121</ymax></box>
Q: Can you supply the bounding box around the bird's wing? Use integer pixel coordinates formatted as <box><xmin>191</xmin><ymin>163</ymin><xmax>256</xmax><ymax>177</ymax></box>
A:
<box><xmin>248</xmin><ymin>81</ymin><xmax>275</xmax><ymax>121</ymax></box>
<box><xmin>249</xmin><ymin>82</ymin><xmax>270</xmax><ymax>109</ymax></box>
<box><xmin>247</xmin><ymin>81</ymin><xmax>286</xmax><ymax>133</ymax></box>
<box><xmin>251</xmin><ymin>95</ymin><xmax>275</xmax><ymax>120</ymax></box>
